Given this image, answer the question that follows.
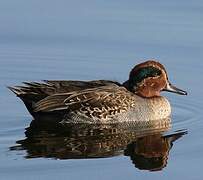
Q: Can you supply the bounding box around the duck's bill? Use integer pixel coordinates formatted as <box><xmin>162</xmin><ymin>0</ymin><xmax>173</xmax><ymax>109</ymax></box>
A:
<box><xmin>163</xmin><ymin>82</ymin><xmax>187</xmax><ymax>95</ymax></box>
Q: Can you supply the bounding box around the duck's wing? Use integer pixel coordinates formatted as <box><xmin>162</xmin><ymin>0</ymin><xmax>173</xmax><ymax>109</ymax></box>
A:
<box><xmin>8</xmin><ymin>80</ymin><xmax>120</xmax><ymax>96</ymax></box>
<box><xmin>34</xmin><ymin>85</ymin><xmax>135</xmax><ymax>120</ymax></box>
<box><xmin>44</xmin><ymin>80</ymin><xmax>121</xmax><ymax>92</ymax></box>
<box><xmin>8</xmin><ymin>80</ymin><xmax>122</xmax><ymax>115</ymax></box>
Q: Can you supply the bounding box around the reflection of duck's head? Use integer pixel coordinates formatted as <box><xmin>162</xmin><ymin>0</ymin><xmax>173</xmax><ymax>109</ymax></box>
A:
<box><xmin>124</xmin><ymin>60</ymin><xmax>187</xmax><ymax>97</ymax></box>
<box><xmin>124</xmin><ymin>131</ymin><xmax>187</xmax><ymax>171</ymax></box>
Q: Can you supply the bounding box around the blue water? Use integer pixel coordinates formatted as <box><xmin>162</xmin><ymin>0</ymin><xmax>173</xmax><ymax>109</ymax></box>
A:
<box><xmin>0</xmin><ymin>0</ymin><xmax>203</xmax><ymax>179</ymax></box>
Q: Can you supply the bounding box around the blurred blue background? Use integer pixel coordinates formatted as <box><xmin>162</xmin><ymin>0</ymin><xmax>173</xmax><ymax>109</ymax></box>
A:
<box><xmin>0</xmin><ymin>1</ymin><xmax>203</xmax><ymax>180</ymax></box>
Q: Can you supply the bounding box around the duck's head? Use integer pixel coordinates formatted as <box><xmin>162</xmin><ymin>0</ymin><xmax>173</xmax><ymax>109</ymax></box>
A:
<box><xmin>124</xmin><ymin>60</ymin><xmax>187</xmax><ymax>98</ymax></box>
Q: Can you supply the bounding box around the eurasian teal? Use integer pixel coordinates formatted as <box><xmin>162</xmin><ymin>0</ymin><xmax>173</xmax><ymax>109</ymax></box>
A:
<box><xmin>8</xmin><ymin>60</ymin><xmax>187</xmax><ymax>123</ymax></box>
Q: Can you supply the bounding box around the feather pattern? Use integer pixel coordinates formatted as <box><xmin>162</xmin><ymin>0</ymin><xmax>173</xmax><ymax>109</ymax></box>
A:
<box><xmin>34</xmin><ymin>85</ymin><xmax>136</xmax><ymax>121</ymax></box>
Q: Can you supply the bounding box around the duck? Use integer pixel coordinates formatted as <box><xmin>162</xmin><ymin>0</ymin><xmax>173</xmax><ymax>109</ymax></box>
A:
<box><xmin>8</xmin><ymin>60</ymin><xmax>187</xmax><ymax>123</ymax></box>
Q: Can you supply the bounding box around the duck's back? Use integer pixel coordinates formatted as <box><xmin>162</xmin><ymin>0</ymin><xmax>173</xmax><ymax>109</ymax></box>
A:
<box><xmin>8</xmin><ymin>80</ymin><xmax>121</xmax><ymax>116</ymax></box>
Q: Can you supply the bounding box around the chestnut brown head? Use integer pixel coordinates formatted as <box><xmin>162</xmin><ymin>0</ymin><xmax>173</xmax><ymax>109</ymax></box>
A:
<box><xmin>126</xmin><ymin>60</ymin><xmax>187</xmax><ymax>98</ymax></box>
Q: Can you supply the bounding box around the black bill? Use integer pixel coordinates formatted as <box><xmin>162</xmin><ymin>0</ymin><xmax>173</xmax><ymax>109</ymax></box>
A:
<box><xmin>163</xmin><ymin>82</ymin><xmax>187</xmax><ymax>95</ymax></box>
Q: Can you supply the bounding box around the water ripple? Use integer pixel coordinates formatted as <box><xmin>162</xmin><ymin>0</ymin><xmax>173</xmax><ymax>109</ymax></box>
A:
<box><xmin>171</xmin><ymin>98</ymin><xmax>203</xmax><ymax>129</ymax></box>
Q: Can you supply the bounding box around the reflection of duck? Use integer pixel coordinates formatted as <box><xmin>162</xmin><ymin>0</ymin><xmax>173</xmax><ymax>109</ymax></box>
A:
<box><xmin>8</xmin><ymin>60</ymin><xmax>187</xmax><ymax>123</ymax></box>
<box><xmin>124</xmin><ymin>131</ymin><xmax>187</xmax><ymax>171</ymax></box>
<box><xmin>10</xmin><ymin>117</ymin><xmax>187</xmax><ymax>171</ymax></box>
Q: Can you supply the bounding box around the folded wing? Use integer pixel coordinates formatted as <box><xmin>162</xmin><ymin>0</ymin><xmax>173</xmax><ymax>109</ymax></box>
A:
<box><xmin>34</xmin><ymin>85</ymin><xmax>135</xmax><ymax>120</ymax></box>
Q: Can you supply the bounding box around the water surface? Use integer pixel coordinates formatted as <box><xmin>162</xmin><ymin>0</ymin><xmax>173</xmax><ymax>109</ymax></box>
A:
<box><xmin>0</xmin><ymin>0</ymin><xmax>203</xmax><ymax>179</ymax></box>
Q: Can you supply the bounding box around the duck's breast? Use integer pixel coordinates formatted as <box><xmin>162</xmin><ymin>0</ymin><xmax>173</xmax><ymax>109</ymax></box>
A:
<box><xmin>116</xmin><ymin>96</ymin><xmax>171</xmax><ymax>122</ymax></box>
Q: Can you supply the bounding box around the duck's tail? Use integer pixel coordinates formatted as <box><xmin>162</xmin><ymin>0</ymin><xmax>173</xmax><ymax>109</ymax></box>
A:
<box><xmin>7</xmin><ymin>84</ymin><xmax>49</xmax><ymax>116</ymax></box>
<box><xmin>7</xmin><ymin>86</ymin><xmax>24</xmax><ymax>96</ymax></box>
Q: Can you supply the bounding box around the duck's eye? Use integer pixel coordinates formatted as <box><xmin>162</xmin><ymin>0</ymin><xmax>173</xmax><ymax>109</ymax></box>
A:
<box><xmin>131</xmin><ymin>66</ymin><xmax>162</xmax><ymax>85</ymax></box>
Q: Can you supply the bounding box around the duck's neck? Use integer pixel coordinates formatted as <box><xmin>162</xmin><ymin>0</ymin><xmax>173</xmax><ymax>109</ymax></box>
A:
<box><xmin>122</xmin><ymin>80</ymin><xmax>133</xmax><ymax>92</ymax></box>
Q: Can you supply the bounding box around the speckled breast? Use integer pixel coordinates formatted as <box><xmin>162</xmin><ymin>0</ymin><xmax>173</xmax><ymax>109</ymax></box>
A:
<box><xmin>115</xmin><ymin>96</ymin><xmax>171</xmax><ymax>122</ymax></box>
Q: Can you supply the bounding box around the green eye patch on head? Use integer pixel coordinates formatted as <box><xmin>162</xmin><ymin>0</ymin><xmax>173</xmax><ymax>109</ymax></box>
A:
<box><xmin>130</xmin><ymin>66</ymin><xmax>162</xmax><ymax>86</ymax></box>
